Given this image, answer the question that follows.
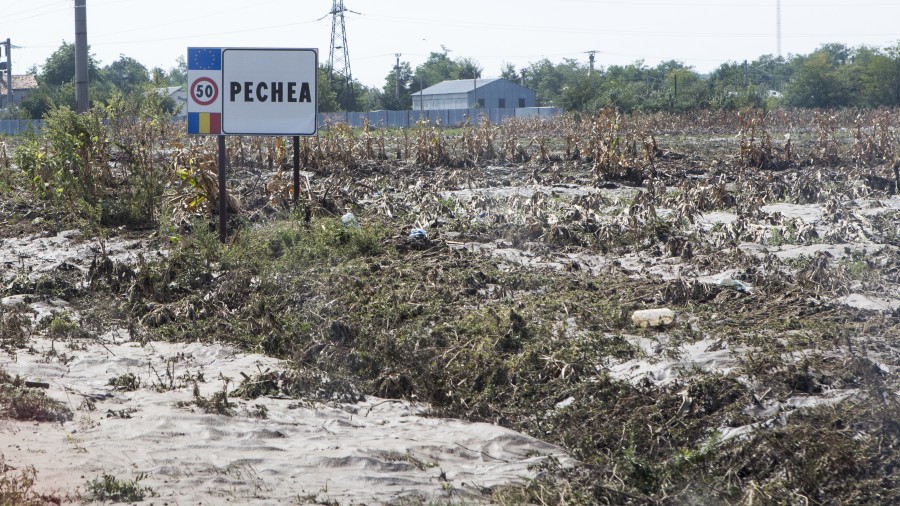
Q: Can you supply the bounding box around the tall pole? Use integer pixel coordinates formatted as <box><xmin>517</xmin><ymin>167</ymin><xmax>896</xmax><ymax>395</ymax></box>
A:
<box><xmin>394</xmin><ymin>53</ymin><xmax>401</xmax><ymax>100</ymax></box>
<box><xmin>673</xmin><ymin>73</ymin><xmax>677</xmax><ymax>109</ymax></box>
<box><xmin>74</xmin><ymin>0</ymin><xmax>89</xmax><ymax>113</ymax></box>
<box><xmin>776</xmin><ymin>0</ymin><xmax>782</xmax><ymax>58</ymax></box>
<box><xmin>585</xmin><ymin>50</ymin><xmax>598</xmax><ymax>76</ymax></box>
<box><xmin>4</xmin><ymin>39</ymin><xmax>11</xmax><ymax>108</ymax></box>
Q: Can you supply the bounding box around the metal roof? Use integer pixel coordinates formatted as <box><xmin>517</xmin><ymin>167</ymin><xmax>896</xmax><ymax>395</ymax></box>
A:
<box><xmin>420</xmin><ymin>78</ymin><xmax>502</xmax><ymax>95</ymax></box>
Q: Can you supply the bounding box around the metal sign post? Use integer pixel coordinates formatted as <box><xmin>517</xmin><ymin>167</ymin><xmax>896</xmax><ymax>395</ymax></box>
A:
<box><xmin>186</xmin><ymin>47</ymin><xmax>318</xmax><ymax>242</ymax></box>
<box><xmin>218</xmin><ymin>135</ymin><xmax>227</xmax><ymax>242</ymax></box>
<box><xmin>293</xmin><ymin>136</ymin><xmax>301</xmax><ymax>207</ymax></box>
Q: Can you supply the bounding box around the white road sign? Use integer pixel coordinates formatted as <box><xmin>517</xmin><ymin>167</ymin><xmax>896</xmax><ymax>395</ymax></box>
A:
<box><xmin>187</xmin><ymin>47</ymin><xmax>318</xmax><ymax>136</ymax></box>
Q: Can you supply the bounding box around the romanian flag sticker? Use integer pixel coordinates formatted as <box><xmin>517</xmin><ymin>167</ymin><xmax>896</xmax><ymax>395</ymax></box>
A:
<box><xmin>188</xmin><ymin>112</ymin><xmax>221</xmax><ymax>134</ymax></box>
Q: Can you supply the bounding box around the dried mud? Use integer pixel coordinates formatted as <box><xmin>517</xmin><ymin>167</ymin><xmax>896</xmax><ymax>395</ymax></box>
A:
<box><xmin>2</xmin><ymin>111</ymin><xmax>900</xmax><ymax>504</ymax></box>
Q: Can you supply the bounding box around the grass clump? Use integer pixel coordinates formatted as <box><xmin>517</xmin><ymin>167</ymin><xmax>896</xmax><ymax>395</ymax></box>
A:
<box><xmin>0</xmin><ymin>368</ymin><xmax>72</xmax><ymax>423</ymax></box>
<box><xmin>0</xmin><ymin>308</ymin><xmax>29</xmax><ymax>351</ymax></box>
<box><xmin>0</xmin><ymin>460</ymin><xmax>60</xmax><ymax>506</ymax></box>
<box><xmin>84</xmin><ymin>473</ymin><xmax>149</xmax><ymax>503</ymax></box>
<box><xmin>107</xmin><ymin>373</ymin><xmax>140</xmax><ymax>391</ymax></box>
<box><xmin>46</xmin><ymin>312</ymin><xmax>90</xmax><ymax>340</ymax></box>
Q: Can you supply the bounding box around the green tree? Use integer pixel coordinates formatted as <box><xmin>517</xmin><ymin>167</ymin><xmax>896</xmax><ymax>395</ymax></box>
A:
<box><xmin>668</xmin><ymin>66</ymin><xmax>708</xmax><ymax>110</ymax></box>
<box><xmin>784</xmin><ymin>49</ymin><xmax>850</xmax><ymax>107</ymax></box>
<box><xmin>500</xmin><ymin>62</ymin><xmax>520</xmax><ymax>82</ymax></box>
<box><xmin>412</xmin><ymin>47</ymin><xmax>462</xmax><ymax>92</ymax></box>
<box><xmin>381</xmin><ymin>61</ymin><xmax>413</xmax><ymax>110</ymax></box>
<box><xmin>748</xmin><ymin>54</ymin><xmax>792</xmax><ymax>92</ymax></box>
<box><xmin>523</xmin><ymin>58</ymin><xmax>583</xmax><ymax>106</ymax></box>
<box><xmin>844</xmin><ymin>45</ymin><xmax>900</xmax><ymax>106</ymax></box>
<box><xmin>708</xmin><ymin>61</ymin><xmax>764</xmax><ymax>109</ymax></box>
<box><xmin>317</xmin><ymin>66</ymin><xmax>340</xmax><ymax>112</ymax></box>
<box><xmin>103</xmin><ymin>56</ymin><xmax>150</xmax><ymax>95</ymax></box>
<box><xmin>598</xmin><ymin>61</ymin><xmax>650</xmax><ymax>112</ymax></box>
<box><xmin>40</xmin><ymin>42</ymin><xmax>101</xmax><ymax>87</ymax></box>
<box><xmin>558</xmin><ymin>71</ymin><xmax>601</xmax><ymax>111</ymax></box>
<box><xmin>167</xmin><ymin>55</ymin><xmax>188</xmax><ymax>87</ymax></box>
<box><xmin>456</xmin><ymin>57</ymin><xmax>482</xmax><ymax>80</ymax></box>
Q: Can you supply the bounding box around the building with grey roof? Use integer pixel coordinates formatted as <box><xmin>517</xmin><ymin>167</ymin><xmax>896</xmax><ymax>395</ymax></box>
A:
<box><xmin>411</xmin><ymin>78</ymin><xmax>536</xmax><ymax>110</ymax></box>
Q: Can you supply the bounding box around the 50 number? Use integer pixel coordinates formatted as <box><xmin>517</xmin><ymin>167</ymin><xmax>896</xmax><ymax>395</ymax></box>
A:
<box><xmin>195</xmin><ymin>83</ymin><xmax>214</xmax><ymax>98</ymax></box>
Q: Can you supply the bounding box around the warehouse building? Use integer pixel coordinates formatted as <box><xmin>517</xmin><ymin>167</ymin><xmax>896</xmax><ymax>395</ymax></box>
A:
<box><xmin>412</xmin><ymin>78</ymin><xmax>536</xmax><ymax>110</ymax></box>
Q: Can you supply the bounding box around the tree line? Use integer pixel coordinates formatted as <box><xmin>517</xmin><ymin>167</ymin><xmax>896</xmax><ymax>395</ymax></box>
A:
<box><xmin>8</xmin><ymin>41</ymin><xmax>900</xmax><ymax>118</ymax></box>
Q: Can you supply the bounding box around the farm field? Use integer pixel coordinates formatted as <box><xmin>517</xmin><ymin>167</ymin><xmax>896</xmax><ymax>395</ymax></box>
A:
<box><xmin>1</xmin><ymin>107</ymin><xmax>899</xmax><ymax>504</ymax></box>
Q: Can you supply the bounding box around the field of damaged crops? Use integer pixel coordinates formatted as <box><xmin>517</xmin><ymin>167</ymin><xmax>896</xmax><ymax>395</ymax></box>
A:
<box><xmin>1</xmin><ymin>106</ymin><xmax>899</xmax><ymax>504</ymax></box>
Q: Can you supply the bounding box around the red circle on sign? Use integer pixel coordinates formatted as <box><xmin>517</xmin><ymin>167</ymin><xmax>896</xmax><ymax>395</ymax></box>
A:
<box><xmin>190</xmin><ymin>77</ymin><xmax>218</xmax><ymax>106</ymax></box>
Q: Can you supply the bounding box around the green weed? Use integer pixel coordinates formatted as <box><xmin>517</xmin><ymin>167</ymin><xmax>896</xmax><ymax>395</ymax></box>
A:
<box><xmin>85</xmin><ymin>473</ymin><xmax>150</xmax><ymax>503</ymax></box>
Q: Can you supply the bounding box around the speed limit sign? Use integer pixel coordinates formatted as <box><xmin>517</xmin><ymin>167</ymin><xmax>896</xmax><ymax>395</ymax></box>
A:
<box><xmin>190</xmin><ymin>77</ymin><xmax>218</xmax><ymax>106</ymax></box>
<box><xmin>187</xmin><ymin>47</ymin><xmax>224</xmax><ymax>135</ymax></box>
<box><xmin>186</xmin><ymin>46</ymin><xmax>317</xmax><ymax>136</ymax></box>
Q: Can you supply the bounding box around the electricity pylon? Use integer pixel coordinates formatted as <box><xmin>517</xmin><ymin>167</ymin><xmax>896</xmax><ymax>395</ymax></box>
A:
<box><xmin>325</xmin><ymin>1</ymin><xmax>358</xmax><ymax>107</ymax></box>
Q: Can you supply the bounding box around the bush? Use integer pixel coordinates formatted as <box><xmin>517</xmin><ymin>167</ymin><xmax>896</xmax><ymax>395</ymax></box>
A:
<box><xmin>14</xmin><ymin>106</ymin><xmax>108</xmax><ymax>223</ymax></box>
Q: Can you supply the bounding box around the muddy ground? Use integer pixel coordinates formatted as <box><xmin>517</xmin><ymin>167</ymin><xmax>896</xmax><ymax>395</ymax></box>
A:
<box><xmin>1</xmin><ymin>109</ymin><xmax>900</xmax><ymax>504</ymax></box>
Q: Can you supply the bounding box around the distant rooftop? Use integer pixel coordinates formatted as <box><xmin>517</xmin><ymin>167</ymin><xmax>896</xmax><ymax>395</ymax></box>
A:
<box><xmin>154</xmin><ymin>86</ymin><xmax>183</xmax><ymax>98</ymax></box>
<box><xmin>420</xmin><ymin>78</ymin><xmax>502</xmax><ymax>95</ymax></box>
<box><xmin>0</xmin><ymin>74</ymin><xmax>38</xmax><ymax>91</ymax></box>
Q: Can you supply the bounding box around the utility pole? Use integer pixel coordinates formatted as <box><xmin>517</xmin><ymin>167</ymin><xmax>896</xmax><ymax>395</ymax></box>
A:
<box><xmin>673</xmin><ymin>73</ymin><xmax>677</xmax><ymax>108</ymax></box>
<box><xmin>776</xmin><ymin>0</ymin><xmax>782</xmax><ymax>58</ymax></box>
<box><xmin>75</xmin><ymin>0</ymin><xmax>89</xmax><ymax>113</ymax></box>
<box><xmin>394</xmin><ymin>53</ymin><xmax>401</xmax><ymax>100</ymax></box>
<box><xmin>2</xmin><ymin>39</ymin><xmax>11</xmax><ymax>108</ymax></box>
<box><xmin>585</xmin><ymin>50</ymin><xmax>599</xmax><ymax>75</ymax></box>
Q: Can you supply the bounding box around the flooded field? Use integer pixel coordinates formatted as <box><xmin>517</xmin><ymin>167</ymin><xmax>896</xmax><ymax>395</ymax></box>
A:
<box><xmin>1</xmin><ymin>109</ymin><xmax>899</xmax><ymax>503</ymax></box>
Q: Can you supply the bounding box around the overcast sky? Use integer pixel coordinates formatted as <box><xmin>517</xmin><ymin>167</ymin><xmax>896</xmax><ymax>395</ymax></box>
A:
<box><xmin>6</xmin><ymin>0</ymin><xmax>900</xmax><ymax>88</ymax></box>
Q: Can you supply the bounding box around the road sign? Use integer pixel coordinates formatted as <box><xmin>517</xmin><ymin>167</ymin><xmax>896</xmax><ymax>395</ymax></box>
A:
<box><xmin>186</xmin><ymin>47</ymin><xmax>318</xmax><ymax>136</ymax></box>
<box><xmin>190</xmin><ymin>77</ymin><xmax>218</xmax><ymax>106</ymax></box>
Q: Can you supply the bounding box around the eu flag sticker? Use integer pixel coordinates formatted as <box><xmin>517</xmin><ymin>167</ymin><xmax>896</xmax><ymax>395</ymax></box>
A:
<box><xmin>188</xmin><ymin>48</ymin><xmax>221</xmax><ymax>71</ymax></box>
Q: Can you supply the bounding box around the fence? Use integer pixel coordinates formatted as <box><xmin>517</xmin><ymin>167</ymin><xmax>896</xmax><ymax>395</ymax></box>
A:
<box><xmin>319</xmin><ymin>107</ymin><xmax>562</xmax><ymax>128</ymax></box>
<box><xmin>0</xmin><ymin>107</ymin><xmax>562</xmax><ymax>135</ymax></box>
<box><xmin>0</xmin><ymin>119</ymin><xmax>43</xmax><ymax>135</ymax></box>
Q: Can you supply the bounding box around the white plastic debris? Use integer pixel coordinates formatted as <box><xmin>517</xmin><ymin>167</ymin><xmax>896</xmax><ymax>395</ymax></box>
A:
<box><xmin>631</xmin><ymin>308</ymin><xmax>676</xmax><ymax>328</ymax></box>
<box><xmin>341</xmin><ymin>212</ymin><xmax>360</xmax><ymax>228</ymax></box>
<box><xmin>554</xmin><ymin>397</ymin><xmax>575</xmax><ymax>410</ymax></box>
<box><xmin>717</xmin><ymin>277</ymin><xmax>752</xmax><ymax>293</ymax></box>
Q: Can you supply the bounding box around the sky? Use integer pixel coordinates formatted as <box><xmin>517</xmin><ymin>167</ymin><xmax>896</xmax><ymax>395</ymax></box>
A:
<box><xmin>5</xmin><ymin>0</ymin><xmax>900</xmax><ymax>89</ymax></box>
